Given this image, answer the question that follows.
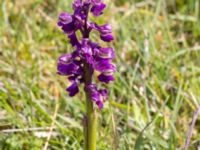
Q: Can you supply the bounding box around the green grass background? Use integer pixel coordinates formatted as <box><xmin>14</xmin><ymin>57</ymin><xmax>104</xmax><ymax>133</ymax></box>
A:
<box><xmin>0</xmin><ymin>0</ymin><xmax>200</xmax><ymax>149</ymax></box>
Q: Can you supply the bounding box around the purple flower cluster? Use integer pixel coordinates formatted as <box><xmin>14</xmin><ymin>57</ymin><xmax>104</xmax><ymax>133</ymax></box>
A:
<box><xmin>57</xmin><ymin>0</ymin><xmax>116</xmax><ymax>109</ymax></box>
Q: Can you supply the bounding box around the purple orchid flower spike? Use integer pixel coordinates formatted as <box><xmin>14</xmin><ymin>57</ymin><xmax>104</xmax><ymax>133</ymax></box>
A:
<box><xmin>57</xmin><ymin>1</ymin><xmax>115</xmax><ymax>148</ymax></box>
<box><xmin>57</xmin><ymin>0</ymin><xmax>115</xmax><ymax>109</ymax></box>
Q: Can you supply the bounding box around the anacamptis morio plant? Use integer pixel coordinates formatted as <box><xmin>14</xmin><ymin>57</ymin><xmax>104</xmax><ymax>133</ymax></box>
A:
<box><xmin>57</xmin><ymin>0</ymin><xmax>115</xmax><ymax>149</ymax></box>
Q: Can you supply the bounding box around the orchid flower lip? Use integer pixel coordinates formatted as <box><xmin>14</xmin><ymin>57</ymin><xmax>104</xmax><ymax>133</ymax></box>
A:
<box><xmin>98</xmin><ymin>74</ymin><xmax>114</xmax><ymax>84</ymax></box>
<box><xmin>66</xmin><ymin>82</ymin><xmax>79</xmax><ymax>97</ymax></box>
<box><xmin>100</xmin><ymin>33</ymin><xmax>114</xmax><ymax>42</ymax></box>
<box><xmin>96</xmin><ymin>101</ymin><xmax>103</xmax><ymax>109</ymax></box>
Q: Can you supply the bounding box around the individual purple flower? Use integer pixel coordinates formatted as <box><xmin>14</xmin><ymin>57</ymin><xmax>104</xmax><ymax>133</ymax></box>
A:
<box><xmin>73</xmin><ymin>0</ymin><xmax>82</xmax><ymax>9</ymax></box>
<box><xmin>58</xmin><ymin>12</ymin><xmax>73</xmax><ymax>25</ymax></box>
<box><xmin>57</xmin><ymin>0</ymin><xmax>116</xmax><ymax>109</ymax></box>
<box><xmin>66</xmin><ymin>82</ymin><xmax>79</xmax><ymax>97</ymax></box>
<box><xmin>88</xmin><ymin>23</ymin><xmax>114</xmax><ymax>42</ymax></box>
<box><xmin>97</xmin><ymin>24</ymin><xmax>112</xmax><ymax>34</ymax></box>
<box><xmin>91</xmin><ymin>3</ymin><xmax>106</xmax><ymax>16</ymax></box>
<box><xmin>86</xmin><ymin>84</ymin><xmax>108</xmax><ymax>109</ymax></box>
<box><xmin>94</xmin><ymin>60</ymin><xmax>116</xmax><ymax>73</ymax></box>
<box><xmin>100</xmin><ymin>33</ymin><xmax>114</xmax><ymax>42</ymax></box>
<box><xmin>98</xmin><ymin>73</ymin><xmax>114</xmax><ymax>84</ymax></box>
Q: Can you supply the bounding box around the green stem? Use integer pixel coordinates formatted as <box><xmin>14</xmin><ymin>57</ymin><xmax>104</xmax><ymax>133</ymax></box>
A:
<box><xmin>84</xmin><ymin>62</ymin><xmax>97</xmax><ymax>150</ymax></box>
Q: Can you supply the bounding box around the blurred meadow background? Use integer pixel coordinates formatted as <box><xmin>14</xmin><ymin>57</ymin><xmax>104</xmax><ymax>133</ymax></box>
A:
<box><xmin>0</xmin><ymin>0</ymin><xmax>200</xmax><ymax>149</ymax></box>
